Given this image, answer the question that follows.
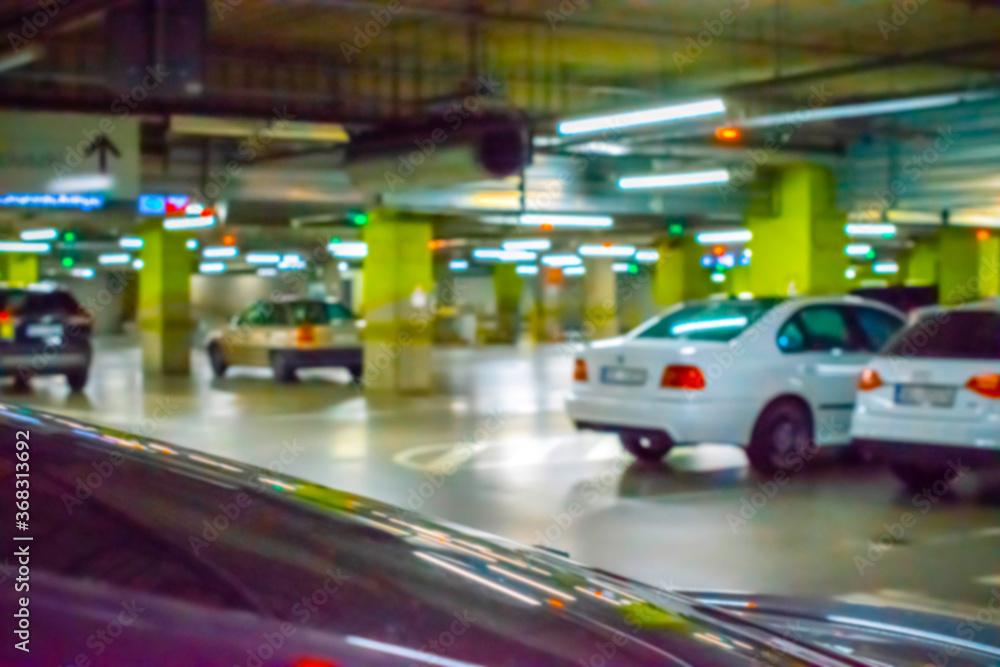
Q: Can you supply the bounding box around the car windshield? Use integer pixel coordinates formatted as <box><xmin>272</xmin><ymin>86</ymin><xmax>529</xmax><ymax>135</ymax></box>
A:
<box><xmin>636</xmin><ymin>299</ymin><xmax>782</xmax><ymax>342</ymax></box>
<box><xmin>325</xmin><ymin>302</ymin><xmax>354</xmax><ymax>320</ymax></box>
<box><xmin>883</xmin><ymin>310</ymin><xmax>1000</xmax><ymax>360</ymax></box>
<box><xmin>0</xmin><ymin>289</ymin><xmax>80</xmax><ymax>315</ymax></box>
<box><xmin>286</xmin><ymin>300</ymin><xmax>330</xmax><ymax>325</ymax></box>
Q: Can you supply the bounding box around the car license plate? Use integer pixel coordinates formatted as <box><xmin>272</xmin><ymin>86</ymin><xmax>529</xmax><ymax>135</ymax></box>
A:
<box><xmin>601</xmin><ymin>366</ymin><xmax>647</xmax><ymax>385</ymax></box>
<box><xmin>896</xmin><ymin>384</ymin><xmax>956</xmax><ymax>408</ymax></box>
<box><xmin>26</xmin><ymin>324</ymin><xmax>63</xmax><ymax>339</ymax></box>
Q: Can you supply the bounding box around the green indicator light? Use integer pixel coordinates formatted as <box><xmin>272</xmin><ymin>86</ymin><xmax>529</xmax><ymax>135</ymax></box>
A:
<box><xmin>668</xmin><ymin>223</ymin><xmax>683</xmax><ymax>237</ymax></box>
<box><xmin>352</xmin><ymin>213</ymin><xmax>369</xmax><ymax>226</ymax></box>
<box><xmin>61</xmin><ymin>257</ymin><xmax>73</xmax><ymax>268</ymax></box>
<box><xmin>64</xmin><ymin>231</ymin><xmax>76</xmax><ymax>242</ymax></box>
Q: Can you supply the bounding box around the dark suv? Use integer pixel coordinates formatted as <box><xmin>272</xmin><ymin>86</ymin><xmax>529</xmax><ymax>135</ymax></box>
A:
<box><xmin>0</xmin><ymin>287</ymin><xmax>92</xmax><ymax>391</ymax></box>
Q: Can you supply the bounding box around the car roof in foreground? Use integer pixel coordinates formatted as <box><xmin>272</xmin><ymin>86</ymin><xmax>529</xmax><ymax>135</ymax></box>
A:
<box><xmin>5</xmin><ymin>406</ymin><xmax>1000</xmax><ymax>665</ymax></box>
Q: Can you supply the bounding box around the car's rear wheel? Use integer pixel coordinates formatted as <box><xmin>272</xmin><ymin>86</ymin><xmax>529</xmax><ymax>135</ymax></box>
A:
<box><xmin>66</xmin><ymin>369</ymin><xmax>88</xmax><ymax>392</ymax></box>
<box><xmin>207</xmin><ymin>342</ymin><xmax>228</xmax><ymax>378</ymax></box>
<box><xmin>890</xmin><ymin>462</ymin><xmax>954</xmax><ymax>493</ymax></box>
<box><xmin>747</xmin><ymin>400</ymin><xmax>813</xmax><ymax>475</ymax></box>
<box><xmin>271</xmin><ymin>352</ymin><xmax>297</xmax><ymax>383</ymax></box>
<box><xmin>620</xmin><ymin>431</ymin><xmax>672</xmax><ymax>463</ymax></box>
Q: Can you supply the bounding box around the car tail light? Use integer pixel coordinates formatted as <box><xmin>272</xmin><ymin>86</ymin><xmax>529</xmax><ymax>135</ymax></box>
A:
<box><xmin>296</xmin><ymin>659</ymin><xmax>340</xmax><ymax>667</ymax></box>
<box><xmin>966</xmin><ymin>373</ymin><xmax>1000</xmax><ymax>399</ymax></box>
<box><xmin>0</xmin><ymin>311</ymin><xmax>13</xmax><ymax>341</ymax></box>
<box><xmin>661</xmin><ymin>365</ymin><xmax>705</xmax><ymax>390</ymax></box>
<box><xmin>297</xmin><ymin>323</ymin><xmax>315</xmax><ymax>344</ymax></box>
<box><xmin>858</xmin><ymin>368</ymin><xmax>883</xmax><ymax>391</ymax></box>
<box><xmin>573</xmin><ymin>358</ymin><xmax>588</xmax><ymax>382</ymax></box>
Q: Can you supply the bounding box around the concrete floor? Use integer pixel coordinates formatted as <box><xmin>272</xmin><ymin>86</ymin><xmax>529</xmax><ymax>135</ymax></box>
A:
<box><xmin>9</xmin><ymin>339</ymin><xmax>1000</xmax><ymax>618</ymax></box>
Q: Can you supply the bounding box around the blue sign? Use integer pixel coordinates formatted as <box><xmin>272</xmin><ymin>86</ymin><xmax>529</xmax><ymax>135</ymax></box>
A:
<box><xmin>138</xmin><ymin>194</ymin><xmax>167</xmax><ymax>216</ymax></box>
<box><xmin>0</xmin><ymin>193</ymin><xmax>104</xmax><ymax>211</ymax></box>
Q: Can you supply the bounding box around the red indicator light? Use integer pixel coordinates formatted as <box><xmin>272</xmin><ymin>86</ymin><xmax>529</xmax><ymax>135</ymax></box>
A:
<box><xmin>715</xmin><ymin>127</ymin><xmax>741</xmax><ymax>141</ymax></box>
<box><xmin>976</xmin><ymin>229</ymin><xmax>990</xmax><ymax>242</ymax></box>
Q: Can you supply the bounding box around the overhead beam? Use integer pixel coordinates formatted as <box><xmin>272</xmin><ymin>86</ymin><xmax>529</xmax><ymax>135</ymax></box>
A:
<box><xmin>724</xmin><ymin>39</ymin><xmax>1000</xmax><ymax>93</ymax></box>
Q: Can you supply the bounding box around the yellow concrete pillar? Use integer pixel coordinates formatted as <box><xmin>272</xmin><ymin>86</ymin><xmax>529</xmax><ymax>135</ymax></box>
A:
<box><xmin>582</xmin><ymin>258</ymin><xmax>618</xmax><ymax>340</ymax></box>
<box><xmin>0</xmin><ymin>254</ymin><xmax>39</xmax><ymax>286</ymax></box>
<box><xmin>361</xmin><ymin>210</ymin><xmax>434</xmax><ymax>392</ymax></box>
<box><xmin>979</xmin><ymin>234</ymin><xmax>1000</xmax><ymax>298</ymax></box>
<box><xmin>139</xmin><ymin>221</ymin><xmax>193</xmax><ymax>375</ymax></box>
<box><xmin>903</xmin><ymin>236</ymin><xmax>939</xmax><ymax>287</ymax></box>
<box><xmin>652</xmin><ymin>236</ymin><xmax>711</xmax><ymax>306</ymax></box>
<box><xmin>745</xmin><ymin>163</ymin><xmax>847</xmax><ymax>297</ymax></box>
<box><xmin>939</xmin><ymin>226</ymin><xmax>980</xmax><ymax>305</ymax></box>
<box><xmin>493</xmin><ymin>263</ymin><xmax>522</xmax><ymax>344</ymax></box>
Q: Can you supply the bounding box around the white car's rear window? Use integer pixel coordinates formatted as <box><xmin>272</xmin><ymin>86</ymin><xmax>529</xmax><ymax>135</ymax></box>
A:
<box><xmin>637</xmin><ymin>299</ymin><xmax>782</xmax><ymax>342</ymax></box>
<box><xmin>884</xmin><ymin>310</ymin><xmax>1000</xmax><ymax>360</ymax></box>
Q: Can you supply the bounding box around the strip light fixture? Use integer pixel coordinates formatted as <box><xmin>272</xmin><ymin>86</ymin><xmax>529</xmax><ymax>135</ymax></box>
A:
<box><xmin>845</xmin><ymin>223</ymin><xmax>896</xmax><ymax>237</ymax></box>
<box><xmin>520</xmin><ymin>214</ymin><xmax>613</xmax><ymax>228</ymax></box>
<box><xmin>558</xmin><ymin>98</ymin><xmax>725</xmax><ymax>136</ymax></box>
<box><xmin>619</xmin><ymin>169</ymin><xmax>730</xmax><ymax>191</ymax></box>
<box><xmin>578</xmin><ymin>244</ymin><xmax>636</xmax><ymax>258</ymax></box>
<box><xmin>20</xmin><ymin>229</ymin><xmax>58</xmax><ymax>241</ymax></box>
<box><xmin>695</xmin><ymin>230</ymin><xmax>752</xmax><ymax>244</ymax></box>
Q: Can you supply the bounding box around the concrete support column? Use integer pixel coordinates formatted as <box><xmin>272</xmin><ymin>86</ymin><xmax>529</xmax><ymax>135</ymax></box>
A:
<box><xmin>361</xmin><ymin>210</ymin><xmax>434</xmax><ymax>393</ymax></box>
<box><xmin>0</xmin><ymin>254</ymin><xmax>38</xmax><ymax>286</ymax></box>
<box><xmin>493</xmin><ymin>263</ymin><xmax>522</xmax><ymax>344</ymax></box>
<box><xmin>652</xmin><ymin>236</ymin><xmax>710</xmax><ymax>306</ymax></box>
<box><xmin>979</xmin><ymin>234</ymin><xmax>1000</xmax><ymax>298</ymax></box>
<box><xmin>139</xmin><ymin>221</ymin><xmax>193</xmax><ymax>375</ymax></box>
<box><xmin>745</xmin><ymin>163</ymin><xmax>847</xmax><ymax>297</ymax></box>
<box><xmin>939</xmin><ymin>226</ymin><xmax>980</xmax><ymax>305</ymax></box>
<box><xmin>582</xmin><ymin>258</ymin><xmax>618</xmax><ymax>340</ymax></box>
<box><xmin>902</xmin><ymin>236</ymin><xmax>939</xmax><ymax>287</ymax></box>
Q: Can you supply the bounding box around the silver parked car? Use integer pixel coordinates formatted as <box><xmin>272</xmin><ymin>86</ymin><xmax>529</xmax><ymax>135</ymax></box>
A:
<box><xmin>206</xmin><ymin>297</ymin><xmax>363</xmax><ymax>382</ymax></box>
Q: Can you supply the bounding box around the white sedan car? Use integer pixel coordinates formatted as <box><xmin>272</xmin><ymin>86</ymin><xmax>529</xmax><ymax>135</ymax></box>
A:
<box><xmin>851</xmin><ymin>303</ymin><xmax>1000</xmax><ymax>490</ymax></box>
<box><xmin>566</xmin><ymin>296</ymin><xmax>906</xmax><ymax>474</ymax></box>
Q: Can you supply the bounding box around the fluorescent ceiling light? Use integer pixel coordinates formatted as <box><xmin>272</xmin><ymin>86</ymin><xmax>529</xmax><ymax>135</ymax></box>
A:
<box><xmin>845</xmin><ymin>223</ymin><xmax>896</xmax><ymax>237</ymax></box>
<box><xmin>611</xmin><ymin>262</ymin><xmax>632</xmax><ymax>273</ymax></box>
<box><xmin>199</xmin><ymin>262</ymin><xmax>226</xmax><ymax>274</ymax></box>
<box><xmin>695</xmin><ymin>230</ymin><xmax>752</xmax><ymax>244</ymax></box>
<box><xmin>246</xmin><ymin>253</ymin><xmax>281</xmax><ymax>264</ymax></box>
<box><xmin>185</xmin><ymin>239</ymin><xmax>199</xmax><ymax>250</ymax></box>
<box><xmin>328</xmin><ymin>241</ymin><xmax>368</xmax><ymax>258</ymax></box>
<box><xmin>19</xmin><ymin>229</ymin><xmax>58</xmax><ymax>241</ymax></box>
<box><xmin>71</xmin><ymin>268</ymin><xmax>95</xmax><ymax>279</ymax></box>
<box><xmin>502</xmin><ymin>239</ymin><xmax>551</xmax><ymax>252</ymax></box>
<box><xmin>710</xmin><ymin>273</ymin><xmax>727</xmax><ymax>283</ymax></box>
<box><xmin>845</xmin><ymin>267</ymin><xmax>857</xmax><ymax>279</ymax></box>
<box><xmin>873</xmin><ymin>261</ymin><xmax>899</xmax><ymax>274</ymax></box>
<box><xmin>520</xmin><ymin>214</ymin><xmax>613</xmax><ymax>228</ymax></box>
<box><xmin>98</xmin><ymin>253</ymin><xmax>130</xmax><ymax>265</ymax></box>
<box><xmin>132</xmin><ymin>259</ymin><xmax>144</xmax><ymax>270</ymax></box>
<box><xmin>338</xmin><ymin>261</ymin><xmax>349</xmax><ymax>271</ymax></box>
<box><xmin>845</xmin><ymin>243</ymin><xmax>872</xmax><ymax>257</ymax></box>
<box><xmin>256</xmin><ymin>267</ymin><xmax>278</xmax><ymax>277</ymax></box>
<box><xmin>541</xmin><ymin>254</ymin><xmax>582</xmax><ymax>267</ymax></box>
<box><xmin>203</xmin><ymin>246</ymin><xmax>238</xmax><ymax>259</ymax></box>
<box><xmin>558</xmin><ymin>98</ymin><xmax>725</xmax><ymax>136</ymax></box>
<box><xmin>164</xmin><ymin>216</ymin><xmax>216</xmax><ymax>230</ymax></box>
<box><xmin>619</xmin><ymin>169</ymin><xmax>730</xmax><ymax>191</ymax></box>
<box><xmin>738</xmin><ymin>90</ymin><xmax>998</xmax><ymax>129</ymax></box>
<box><xmin>635</xmin><ymin>250</ymin><xmax>660</xmax><ymax>263</ymax></box>
<box><xmin>579</xmin><ymin>244</ymin><xmax>636</xmax><ymax>258</ymax></box>
<box><xmin>449</xmin><ymin>259</ymin><xmax>469</xmax><ymax>271</ymax></box>
<box><xmin>950</xmin><ymin>211</ymin><xmax>1000</xmax><ymax>228</ymax></box>
<box><xmin>119</xmin><ymin>237</ymin><xmax>144</xmax><ymax>249</ymax></box>
<box><xmin>563</xmin><ymin>266</ymin><xmax>586</xmax><ymax>276</ymax></box>
<box><xmin>515</xmin><ymin>265</ymin><xmax>539</xmax><ymax>275</ymax></box>
<box><xmin>564</xmin><ymin>141</ymin><xmax>631</xmax><ymax>156</ymax></box>
<box><xmin>472</xmin><ymin>249</ymin><xmax>536</xmax><ymax>262</ymax></box>
<box><xmin>672</xmin><ymin>316</ymin><xmax>747</xmax><ymax>335</ymax></box>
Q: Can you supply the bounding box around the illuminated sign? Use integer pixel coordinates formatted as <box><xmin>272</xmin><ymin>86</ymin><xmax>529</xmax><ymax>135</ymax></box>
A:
<box><xmin>0</xmin><ymin>193</ymin><xmax>104</xmax><ymax>211</ymax></box>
